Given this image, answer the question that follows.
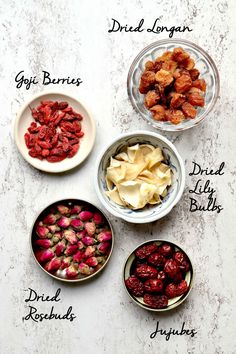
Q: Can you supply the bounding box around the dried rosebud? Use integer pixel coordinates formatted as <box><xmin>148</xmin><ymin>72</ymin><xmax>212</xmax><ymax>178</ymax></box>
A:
<box><xmin>79</xmin><ymin>262</ymin><xmax>91</xmax><ymax>275</ymax></box>
<box><xmin>76</xmin><ymin>230</ymin><xmax>87</xmax><ymax>239</ymax></box>
<box><xmin>93</xmin><ymin>212</ymin><xmax>104</xmax><ymax>225</ymax></box>
<box><xmin>48</xmin><ymin>224</ymin><xmax>60</xmax><ymax>234</ymax></box>
<box><xmin>96</xmin><ymin>256</ymin><xmax>106</xmax><ymax>264</ymax></box>
<box><xmin>63</xmin><ymin>230</ymin><xmax>77</xmax><ymax>244</ymax></box>
<box><xmin>36</xmin><ymin>225</ymin><xmax>49</xmax><ymax>238</ymax></box>
<box><xmin>84</xmin><ymin>222</ymin><xmax>96</xmax><ymax>236</ymax></box>
<box><xmin>82</xmin><ymin>236</ymin><xmax>95</xmax><ymax>246</ymax></box>
<box><xmin>97</xmin><ymin>231</ymin><xmax>112</xmax><ymax>242</ymax></box>
<box><xmin>55</xmin><ymin>240</ymin><xmax>66</xmax><ymax>256</ymax></box>
<box><xmin>70</xmin><ymin>219</ymin><xmax>84</xmax><ymax>230</ymax></box>
<box><xmin>52</xmin><ymin>235</ymin><xmax>60</xmax><ymax>243</ymax></box>
<box><xmin>57</xmin><ymin>216</ymin><xmax>71</xmax><ymax>228</ymax></box>
<box><xmin>97</xmin><ymin>242</ymin><xmax>111</xmax><ymax>254</ymax></box>
<box><xmin>70</xmin><ymin>205</ymin><xmax>82</xmax><ymax>214</ymax></box>
<box><xmin>64</xmin><ymin>244</ymin><xmax>78</xmax><ymax>256</ymax></box>
<box><xmin>77</xmin><ymin>241</ymin><xmax>85</xmax><ymax>250</ymax></box>
<box><xmin>35</xmin><ymin>249</ymin><xmax>54</xmax><ymax>263</ymax></box>
<box><xmin>35</xmin><ymin>239</ymin><xmax>52</xmax><ymax>249</ymax></box>
<box><xmin>84</xmin><ymin>245</ymin><xmax>95</xmax><ymax>258</ymax></box>
<box><xmin>79</xmin><ymin>210</ymin><xmax>93</xmax><ymax>221</ymax></box>
<box><xmin>85</xmin><ymin>257</ymin><xmax>98</xmax><ymax>267</ymax></box>
<box><xmin>45</xmin><ymin>257</ymin><xmax>61</xmax><ymax>272</ymax></box>
<box><xmin>60</xmin><ymin>256</ymin><xmax>72</xmax><ymax>269</ymax></box>
<box><xmin>66</xmin><ymin>264</ymin><xmax>79</xmax><ymax>279</ymax></box>
<box><xmin>73</xmin><ymin>250</ymin><xmax>84</xmax><ymax>263</ymax></box>
<box><xmin>57</xmin><ymin>204</ymin><xmax>70</xmax><ymax>215</ymax></box>
<box><xmin>43</xmin><ymin>213</ymin><xmax>57</xmax><ymax>225</ymax></box>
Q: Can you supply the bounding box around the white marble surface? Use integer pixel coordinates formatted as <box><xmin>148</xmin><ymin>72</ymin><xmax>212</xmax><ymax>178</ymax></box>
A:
<box><xmin>0</xmin><ymin>0</ymin><xmax>236</xmax><ymax>353</ymax></box>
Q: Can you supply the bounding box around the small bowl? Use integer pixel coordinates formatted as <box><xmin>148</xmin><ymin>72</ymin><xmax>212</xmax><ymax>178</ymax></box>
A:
<box><xmin>127</xmin><ymin>39</ymin><xmax>220</xmax><ymax>132</ymax></box>
<box><xmin>95</xmin><ymin>130</ymin><xmax>185</xmax><ymax>223</ymax></box>
<box><xmin>31</xmin><ymin>198</ymin><xmax>114</xmax><ymax>282</ymax></box>
<box><xmin>14</xmin><ymin>91</ymin><xmax>96</xmax><ymax>173</ymax></box>
<box><xmin>123</xmin><ymin>240</ymin><xmax>194</xmax><ymax>312</ymax></box>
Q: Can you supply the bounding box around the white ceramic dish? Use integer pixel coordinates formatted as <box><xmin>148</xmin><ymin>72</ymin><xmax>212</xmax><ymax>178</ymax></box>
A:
<box><xmin>95</xmin><ymin>131</ymin><xmax>185</xmax><ymax>223</ymax></box>
<box><xmin>14</xmin><ymin>91</ymin><xmax>96</xmax><ymax>173</ymax></box>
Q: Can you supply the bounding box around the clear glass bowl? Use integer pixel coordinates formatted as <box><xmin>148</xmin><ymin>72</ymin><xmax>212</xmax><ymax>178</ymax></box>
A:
<box><xmin>127</xmin><ymin>39</ymin><xmax>220</xmax><ymax>132</ymax></box>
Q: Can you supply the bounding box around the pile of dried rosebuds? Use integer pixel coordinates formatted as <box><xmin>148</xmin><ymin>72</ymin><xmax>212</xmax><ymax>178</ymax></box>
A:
<box><xmin>33</xmin><ymin>202</ymin><xmax>112</xmax><ymax>280</ymax></box>
<box><xmin>24</xmin><ymin>100</ymin><xmax>84</xmax><ymax>162</ymax></box>
<box><xmin>125</xmin><ymin>241</ymin><xmax>191</xmax><ymax>309</ymax></box>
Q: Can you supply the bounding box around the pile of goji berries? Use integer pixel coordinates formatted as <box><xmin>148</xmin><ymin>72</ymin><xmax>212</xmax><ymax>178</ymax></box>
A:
<box><xmin>24</xmin><ymin>100</ymin><xmax>84</xmax><ymax>162</ymax></box>
<box><xmin>125</xmin><ymin>241</ymin><xmax>191</xmax><ymax>309</ymax></box>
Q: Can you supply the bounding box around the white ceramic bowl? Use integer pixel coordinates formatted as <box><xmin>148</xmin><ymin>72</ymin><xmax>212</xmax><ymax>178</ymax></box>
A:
<box><xmin>14</xmin><ymin>91</ymin><xmax>96</xmax><ymax>173</ymax></box>
<box><xmin>95</xmin><ymin>131</ymin><xmax>185</xmax><ymax>223</ymax></box>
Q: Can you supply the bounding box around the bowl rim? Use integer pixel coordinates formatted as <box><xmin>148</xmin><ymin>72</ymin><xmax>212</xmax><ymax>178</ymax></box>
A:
<box><xmin>127</xmin><ymin>38</ymin><xmax>220</xmax><ymax>132</ymax></box>
<box><xmin>123</xmin><ymin>238</ymin><xmax>194</xmax><ymax>312</ymax></box>
<box><xmin>14</xmin><ymin>90</ymin><xmax>96</xmax><ymax>173</ymax></box>
<box><xmin>30</xmin><ymin>197</ymin><xmax>114</xmax><ymax>283</ymax></box>
<box><xmin>94</xmin><ymin>130</ymin><xmax>185</xmax><ymax>223</ymax></box>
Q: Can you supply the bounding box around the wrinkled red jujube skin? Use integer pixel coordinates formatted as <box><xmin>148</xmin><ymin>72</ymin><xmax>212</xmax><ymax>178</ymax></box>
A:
<box><xmin>173</xmin><ymin>251</ymin><xmax>190</xmax><ymax>272</ymax></box>
<box><xmin>135</xmin><ymin>264</ymin><xmax>158</xmax><ymax>279</ymax></box>
<box><xmin>176</xmin><ymin>280</ymin><xmax>189</xmax><ymax>296</ymax></box>
<box><xmin>135</xmin><ymin>243</ymin><xmax>158</xmax><ymax>260</ymax></box>
<box><xmin>125</xmin><ymin>275</ymin><xmax>144</xmax><ymax>297</ymax></box>
<box><xmin>148</xmin><ymin>252</ymin><xmax>165</xmax><ymax>267</ymax></box>
<box><xmin>143</xmin><ymin>294</ymin><xmax>168</xmax><ymax>309</ymax></box>
<box><xmin>164</xmin><ymin>259</ymin><xmax>180</xmax><ymax>278</ymax></box>
<box><xmin>165</xmin><ymin>283</ymin><xmax>177</xmax><ymax>298</ymax></box>
<box><xmin>157</xmin><ymin>271</ymin><xmax>166</xmax><ymax>282</ymax></box>
<box><xmin>144</xmin><ymin>278</ymin><xmax>163</xmax><ymax>293</ymax></box>
<box><xmin>159</xmin><ymin>243</ymin><xmax>174</xmax><ymax>257</ymax></box>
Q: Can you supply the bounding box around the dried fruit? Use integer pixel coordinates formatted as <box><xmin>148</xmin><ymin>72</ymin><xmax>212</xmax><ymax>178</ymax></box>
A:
<box><xmin>135</xmin><ymin>264</ymin><xmax>158</xmax><ymax>279</ymax></box>
<box><xmin>24</xmin><ymin>100</ymin><xmax>84</xmax><ymax>162</ymax></box>
<box><xmin>157</xmin><ymin>271</ymin><xmax>166</xmax><ymax>282</ymax></box>
<box><xmin>148</xmin><ymin>253</ymin><xmax>165</xmax><ymax>267</ymax></box>
<box><xmin>144</xmin><ymin>279</ymin><xmax>163</xmax><ymax>293</ymax></box>
<box><xmin>164</xmin><ymin>259</ymin><xmax>180</xmax><ymax>278</ymax></box>
<box><xmin>143</xmin><ymin>294</ymin><xmax>168</xmax><ymax>309</ymax></box>
<box><xmin>176</xmin><ymin>280</ymin><xmax>189</xmax><ymax>296</ymax></box>
<box><xmin>159</xmin><ymin>243</ymin><xmax>174</xmax><ymax>257</ymax></box>
<box><xmin>125</xmin><ymin>275</ymin><xmax>144</xmax><ymax>296</ymax></box>
<box><xmin>139</xmin><ymin>47</ymin><xmax>206</xmax><ymax>124</ymax></box>
<box><xmin>182</xmin><ymin>102</ymin><xmax>197</xmax><ymax>119</ymax></box>
<box><xmin>135</xmin><ymin>243</ymin><xmax>158</xmax><ymax>260</ymax></box>
<box><xmin>165</xmin><ymin>283</ymin><xmax>177</xmax><ymax>298</ymax></box>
